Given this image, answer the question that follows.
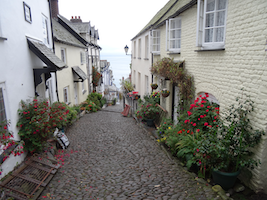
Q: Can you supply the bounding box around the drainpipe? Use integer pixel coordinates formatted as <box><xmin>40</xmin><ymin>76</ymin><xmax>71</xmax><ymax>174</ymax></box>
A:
<box><xmin>48</xmin><ymin>0</ymin><xmax>59</xmax><ymax>102</ymax></box>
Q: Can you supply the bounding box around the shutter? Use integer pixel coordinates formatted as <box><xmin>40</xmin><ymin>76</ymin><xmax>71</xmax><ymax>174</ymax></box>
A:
<box><xmin>196</xmin><ymin>0</ymin><xmax>204</xmax><ymax>47</ymax></box>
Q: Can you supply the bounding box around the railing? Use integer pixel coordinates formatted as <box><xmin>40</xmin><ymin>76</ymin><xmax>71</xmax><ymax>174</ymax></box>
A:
<box><xmin>154</xmin><ymin>105</ymin><xmax>168</xmax><ymax>128</ymax></box>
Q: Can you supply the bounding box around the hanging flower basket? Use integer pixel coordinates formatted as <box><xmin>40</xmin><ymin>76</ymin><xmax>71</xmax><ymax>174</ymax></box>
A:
<box><xmin>134</xmin><ymin>95</ymin><xmax>140</xmax><ymax>100</ymax></box>
<box><xmin>161</xmin><ymin>89</ymin><xmax>170</xmax><ymax>98</ymax></box>
<box><xmin>151</xmin><ymin>83</ymin><xmax>158</xmax><ymax>90</ymax></box>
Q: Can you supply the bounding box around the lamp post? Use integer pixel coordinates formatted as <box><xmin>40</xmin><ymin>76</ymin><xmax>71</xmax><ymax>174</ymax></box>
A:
<box><xmin>124</xmin><ymin>45</ymin><xmax>131</xmax><ymax>56</ymax></box>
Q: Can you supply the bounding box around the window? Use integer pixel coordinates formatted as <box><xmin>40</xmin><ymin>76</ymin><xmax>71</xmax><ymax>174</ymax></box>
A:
<box><xmin>138</xmin><ymin>39</ymin><xmax>141</xmax><ymax>59</ymax></box>
<box><xmin>166</xmin><ymin>17</ymin><xmax>181</xmax><ymax>52</ymax></box>
<box><xmin>145</xmin><ymin>35</ymin><xmax>149</xmax><ymax>59</ymax></box>
<box><xmin>46</xmin><ymin>79</ymin><xmax>54</xmax><ymax>104</ymax></box>
<box><xmin>42</xmin><ymin>14</ymin><xmax>49</xmax><ymax>46</ymax></box>
<box><xmin>61</xmin><ymin>48</ymin><xmax>66</xmax><ymax>63</ymax></box>
<box><xmin>151</xmin><ymin>30</ymin><xmax>160</xmax><ymax>53</ymax></box>
<box><xmin>80</xmin><ymin>52</ymin><xmax>85</xmax><ymax>65</ymax></box>
<box><xmin>134</xmin><ymin>41</ymin><xmax>136</xmax><ymax>58</ymax></box>
<box><xmin>196</xmin><ymin>0</ymin><xmax>228</xmax><ymax>49</ymax></box>
<box><xmin>63</xmin><ymin>87</ymin><xmax>69</xmax><ymax>104</ymax></box>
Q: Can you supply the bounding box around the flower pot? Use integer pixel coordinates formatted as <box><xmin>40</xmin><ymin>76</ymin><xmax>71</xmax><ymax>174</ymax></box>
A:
<box><xmin>212</xmin><ymin>169</ymin><xmax>241</xmax><ymax>190</ymax></box>
<box><xmin>151</xmin><ymin>85</ymin><xmax>158</xmax><ymax>90</ymax></box>
<box><xmin>162</xmin><ymin>93</ymin><xmax>170</xmax><ymax>98</ymax></box>
<box><xmin>146</xmin><ymin>119</ymin><xmax>154</xmax><ymax>127</ymax></box>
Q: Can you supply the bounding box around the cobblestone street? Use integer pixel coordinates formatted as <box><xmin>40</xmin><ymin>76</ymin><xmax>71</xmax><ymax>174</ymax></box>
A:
<box><xmin>39</xmin><ymin>103</ymin><xmax>220</xmax><ymax>200</ymax></box>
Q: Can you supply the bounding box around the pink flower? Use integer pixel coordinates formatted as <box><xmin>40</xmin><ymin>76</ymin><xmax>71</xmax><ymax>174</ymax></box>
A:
<box><xmin>204</xmin><ymin>122</ymin><xmax>209</xmax><ymax>126</ymax></box>
<box><xmin>200</xmin><ymin>104</ymin><xmax>204</xmax><ymax>107</ymax></box>
<box><xmin>193</xmin><ymin>123</ymin><xmax>196</xmax><ymax>126</ymax></box>
<box><xmin>197</xmin><ymin>129</ymin><xmax>200</xmax><ymax>132</ymax></box>
<box><xmin>206</xmin><ymin>109</ymin><xmax>209</xmax><ymax>112</ymax></box>
<box><xmin>196</xmin><ymin>148</ymin><xmax>199</xmax><ymax>152</ymax></box>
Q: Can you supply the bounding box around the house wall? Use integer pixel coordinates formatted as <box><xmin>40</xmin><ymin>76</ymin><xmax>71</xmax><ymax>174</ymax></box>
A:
<box><xmin>0</xmin><ymin>0</ymin><xmax>53</xmax><ymax>177</ymax></box>
<box><xmin>155</xmin><ymin>0</ymin><xmax>267</xmax><ymax>192</ymax></box>
<box><xmin>55</xmin><ymin>43</ymin><xmax>88</xmax><ymax>106</ymax></box>
<box><xmin>131</xmin><ymin>31</ymin><xmax>152</xmax><ymax>98</ymax></box>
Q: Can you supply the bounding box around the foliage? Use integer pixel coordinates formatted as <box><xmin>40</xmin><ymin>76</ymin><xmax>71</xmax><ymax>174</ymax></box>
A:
<box><xmin>87</xmin><ymin>93</ymin><xmax>102</xmax><ymax>109</ymax></box>
<box><xmin>143</xmin><ymin>91</ymin><xmax>160</xmax><ymax>104</ymax></box>
<box><xmin>17</xmin><ymin>99</ymin><xmax>69</xmax><ymax>153</ymax></box>
<box><xmin>183</xmin><ymin>93</ymin><xmax>219</xmax><ymax>133</ymax></box>
<box><xmin>66</xmin><ymin>106</ymin><xmax>78</xmax><ymax>125</ymax></box>
<box><xmin>121</xmin><ymin>79</ymin><xmax>134</xmax><ymax>92</ymax></box>
<box><xmin>136</xmin><ymin>103</ymin><xmax>160</xmax><ymax>120</ymax></box>
<box><xmin>156</xmin><ymin>118</ymin><xmax>173</xmax><ymax>138</ymax></box>
<box><xmin>92</xmin><ymin>67</ymin><xmax>101</xmax><ymax>86</ymax></box>
<box><xmin>161</xmin><ymin>89</ymin><xmax>170</xmax><ymax>94</ymax></box>
<box><xmin>151</xmin><ymin>57</ymin><xmax>194</xmax><ymax>112</ymax></box>
<box><xmin>0</xmin><ymin>121</ymin><xmax>24</xmax><ymax>174</ymax></box>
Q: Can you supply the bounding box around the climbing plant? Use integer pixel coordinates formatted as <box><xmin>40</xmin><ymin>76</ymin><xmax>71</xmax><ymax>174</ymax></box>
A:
<box><xmin>92</xmin><ymin>66</ymin><xmax>101</xmax><ymax>87</ymax></box>
<box><xmin>151</xmin><ymin>57</ymin><xmax>194</xmax><ymax>113</ymax></box>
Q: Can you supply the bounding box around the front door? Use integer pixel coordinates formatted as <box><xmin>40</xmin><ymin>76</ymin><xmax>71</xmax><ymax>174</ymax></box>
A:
<box><xmin>74</xmin><ymin>83</ymin><xmax>78</xmax><ymax>105</ymax></box>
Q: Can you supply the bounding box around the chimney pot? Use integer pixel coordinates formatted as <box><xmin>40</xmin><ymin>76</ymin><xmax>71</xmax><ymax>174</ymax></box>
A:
<box><xmin>75</xmin><ymin>16</ymin><xmax>77</xmax><ymax>19</ymax></box>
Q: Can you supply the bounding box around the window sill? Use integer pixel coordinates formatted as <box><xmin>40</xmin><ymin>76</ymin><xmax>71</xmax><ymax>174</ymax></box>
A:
<box><xmin>167</xmin><ymin>51</ymin><xmax>180</xmax><ymax>55</ymax></box>
<box><xmin>82</xmin><ymin>90</ymin><xmax>87</xmax><ymax>94</ymax></box>
<box><xmin>195</xmin><ymin>48</ymin><xmax>225</xmax><ymax>52</ymax></box>
<box><xmin>152</xmin><ymin>52</ymin><xmax>160</xmax><ymax>56</ymax></box>
<box><xmin>0</xmin><ymin>37</ymin><xmax>7</xmax><ymax>40</ymax></box>
<box><xmin>144</xmin><ymin>58</ymin><xmax>149</xmax><ymax>60</ymax></box>
<box><xmin>138</xmin><ymin>57</ymin><xmax>141</xmax><ymax>59</ymax></box>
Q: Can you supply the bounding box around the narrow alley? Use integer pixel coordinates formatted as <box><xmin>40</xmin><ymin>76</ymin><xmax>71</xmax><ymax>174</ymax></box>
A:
<box><xmin>38</xmin><ymin>103</ymin><xmax>219</xmax><ymax>200</ymax></box>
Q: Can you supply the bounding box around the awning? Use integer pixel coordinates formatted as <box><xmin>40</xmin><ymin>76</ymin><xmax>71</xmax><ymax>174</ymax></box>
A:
<box><xmin>27</xmin><ymin>37</ymin><xmax>67</xmax><ymax>70</ymax></box>
<box><xmin>72</xmin><ymin>66</ymin><xmax>88</xmax><ymax>82</ymax></box>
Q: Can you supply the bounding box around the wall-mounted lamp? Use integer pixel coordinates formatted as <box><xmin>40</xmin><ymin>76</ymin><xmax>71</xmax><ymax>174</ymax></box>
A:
<box><xmin>124</xmin><ymin>45</ymin><xmax>131</xmax><ymax>55</ymax></box>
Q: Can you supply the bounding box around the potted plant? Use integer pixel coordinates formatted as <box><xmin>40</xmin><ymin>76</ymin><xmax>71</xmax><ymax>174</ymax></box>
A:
<box><xmin>151</xmin><ymin>83</ymin><xmax>158</xmax><ymax>90</ymax></box>
<box><xmin>136</xmin><ymin>103</ymin><xmax>160</xmax><ymax>127</ymax></box>
<box><xmin>194</xmin><ymin>95</ymin><xmax>265</xmax><ymax>190</ymax></box>
<box><xmin>161</xmin><ymin>89</ymin><xmax>170</xmax><ymax>98</ymax></box>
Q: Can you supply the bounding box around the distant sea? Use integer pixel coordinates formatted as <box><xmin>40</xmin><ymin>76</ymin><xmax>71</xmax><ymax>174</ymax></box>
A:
<box><xmin>100</xmin><ymin>53</ymin><xmax>131</xmax><ymax>89</ymax></box>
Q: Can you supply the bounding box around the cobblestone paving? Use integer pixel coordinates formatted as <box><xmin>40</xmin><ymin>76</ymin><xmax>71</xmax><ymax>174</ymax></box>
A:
<box><xmin>39</xmin><ymin>103</ymin><xmax>220</xmax><ymax>200</ymax></box>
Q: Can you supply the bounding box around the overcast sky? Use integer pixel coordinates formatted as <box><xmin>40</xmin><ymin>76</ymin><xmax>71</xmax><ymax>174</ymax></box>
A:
<box><xmin>58</xmin><ymin>0</ymin><xmax>169</xmax><ymax>55</ymax></box>
<box><xmin>58</xmin><ymin>0</ymin><xmax>169</xmax><ymax>87</ymax></box>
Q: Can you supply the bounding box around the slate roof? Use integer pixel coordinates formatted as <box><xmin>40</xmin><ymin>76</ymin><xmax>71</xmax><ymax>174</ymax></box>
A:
<box><xmin>131</xmin><ymin>0</ymin><xmax>178</xmax><ymax>40</ymax></box>
<box><xmin>72</xmin><ymin>66</ymin><xmax>88</xmax><ymax>81</ymax></box>
<box><xmin>52</xmin><ymin>19</ymin><xmax>86</xmax><ymax>48</ymax></box>
<box><xmin>131</xmin><ymin>0</ymin><xmax>197</xmax><ymax>40</ymax></box>
<box><xmin>27</xmin><ymin>37</ymin><xmax>67</xmax><ymax>70</ymax></box>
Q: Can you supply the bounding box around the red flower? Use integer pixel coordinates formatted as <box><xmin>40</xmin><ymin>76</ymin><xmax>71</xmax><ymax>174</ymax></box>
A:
<box><xmin>205</xmin><ymin>93</ymin><xmax>209</xmax><ymax>97</ymax></box>
<box><xmin>197</xmin><ymin>129</ymin><xmax>200</xmax><ymax>132</ymax></box>
<box><xmin>206</xmin><ymin>109</ymin><xmax>209</xmax><ymax>112</ymax></box>
<box><xmin>187</xmin><ymin>130</ymin><xmax>190</xmax><ymax>133</ymax></box>
<box><xmin>204</xmin><ymin>122</ymin><xmax>209</xmax><ymax>126</ymax></box>
<box><xmin>193</xmin><ymin>123</ymin><xmax>196</xmax><ymax>126</ymax></box>
<box><xmin>187</xmin><ymin>111</ymin><xmax>192</xmax><ymax>116</ymax></box>
<box><xmin>200</xmin><ymin>115</ymin><xmax>204</xmax><ymax>118</ymax></box>
<box><xmin>4</xmin><ymin>126</ymin><xmax>7</xmax><ymax>130</ymax></box>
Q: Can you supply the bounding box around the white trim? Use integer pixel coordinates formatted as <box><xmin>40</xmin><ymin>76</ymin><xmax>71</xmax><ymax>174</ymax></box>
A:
<box><xmin>0</xmin><ymin>82</ymin><xmax>10</xmax><ymax>129</ymax></box>
<box><xmin>61</xmin><ymin>48</ymin><xmax>66</xmax><ymax>63</ymax></box>
<box><xmin>151</xmin><ymin>29</ymin><xmax>160</xmax><ymax>54</ymax></box>
<box><xmin>167</xmin><ymin>17</ymin><xmax>182</xmax><ymax>53</ymax></box>
<box><xmin>42</xmin><ymin>14</ymin><xmax>49</xmax><ymax>46</ymax></box>
<box><xmin>63</xmin><ymin>86</ymin><xmax>69</xmax><ymax>104</ymax></box>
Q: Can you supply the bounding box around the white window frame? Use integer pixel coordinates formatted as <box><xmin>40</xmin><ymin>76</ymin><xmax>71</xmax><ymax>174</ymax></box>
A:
<box><xmin>166</xmin><ymin>17</ymin><xmax>181</xmax><ymax>53</ymax></box>
<box><xmin>151</xmin><ymin>29</ymin><xmax>160</xmax><ymax>54</ymax></box>
<box><xmin>46</xmin><ymin>78</ymin><xmax>54</xmax><ymax>104</ymax></box>
<box><xmin>145</xmin><ymin>35</ymin><xmax>149</xmax><ymax>59</ymax></box>
<box><xmin>42</xmin><ymin>14</ymin><xmax>49</xmax><ymax>46</ymax></box>
<box><xmin>134</xmin><ymin>41</ymin><xmax>136</xmax><ymax>58</ymax></box>
<box><xmin>61</xmin><ymin>48</ymin><xmax>66</xmax><ymax>63</ymax></box>
<box><xmin>63</xmin><ymin>86</ymin><xmax>69</xmax><ymax>104</ymax></box>
<box><xmin>138</xmin><ymin>39</ymin><xmax>141</xmax><ymax>59</ymax></box>
<box><xmin>80</xmin><ymin>51</ymin><xmax>85</xmax><ymax>65</ymax></box>
<box><xmin>145</xmin><ymin>75</ymin><xmax>149</xmax><ymax>94</ymax></box>
<box><xmin>196</xmin><ymin>0</ymin><xmax>228</xmax><ymax>49</ymax></box>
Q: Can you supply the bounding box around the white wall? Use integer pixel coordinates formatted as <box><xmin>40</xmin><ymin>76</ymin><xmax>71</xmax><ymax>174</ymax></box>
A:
<box><xmin>0</xmin><ymin>0</ymin><xmax>53</xmax><ymax>177</ymax></box>
<box><xmin>131</xmin><ymin>31</ymin><xmax>153</xmax><ymax>98</ymax></box>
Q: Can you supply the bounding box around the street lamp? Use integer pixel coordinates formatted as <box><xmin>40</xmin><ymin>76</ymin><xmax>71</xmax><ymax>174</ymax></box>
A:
<box><xmin>124</xmin><ymin>45</ymin><xmax>131</xmax><ymax>55</ymax></box>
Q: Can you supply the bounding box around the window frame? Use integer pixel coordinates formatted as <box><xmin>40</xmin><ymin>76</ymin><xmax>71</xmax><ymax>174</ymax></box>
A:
<box><xmin>80</xmin><ymin>51</ymin><xmax>85</xmax><ymax>65</ymax></box>
<box><xmin>138</xmin><ymin>38</ymin><xmax>141</xmax><ymax>59</ymax></box>
<box><xmin>151</xmin><ymin>29</ymin><xmax>161</xmax><ymax>54</ymax></box>
<box><xmin>63</xmin><ymin>86</ymin><xmax>69</xmax><ymax>104</ymax></box>
<box><xmin>42</xmin><ymin>14</ymin><xmax>49</xmax><ymax>46</ymax></box>
<box><xmin>145</xmin><ymin>35</ymin><xmax>149</xmax><ymax>59</ymax></box>
<box><xmin>61</xmin><ymin>48</ymin><xmax>66</xmax><ymax>63</ymax></box>
<box><xmin>166</xmin><ymin>17</ymin><xmax>182</xmax><ymax>53</ymax></box>
<box><xmin>196</xmin><ymin>0</ymin><xmax>228</xmax><ymax>49</ymax></box>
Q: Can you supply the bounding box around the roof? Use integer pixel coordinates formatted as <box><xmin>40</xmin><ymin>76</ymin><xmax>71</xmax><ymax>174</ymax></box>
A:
<box><xmin>52</xmin><ymin>19</ymin><xmax>86</xmax><ymax>48</ymax></box>
<box><xmin>72</xmin><ymin>66</ymin><xmax>88</xmax><ymax>82</ymax></box>
<box><xmin>131</xmin><ymin>0</ymin><xmax>197</xmax><ymax>40</ymax></box>
<box><xmin>27</xmin><ymin>37</ymin><xmax>67</xmax><ymax>70</ymax></box>
<box><xmin>131</xmin><ymin>0</ymin><xmax>178</xmax><ymax>40</ymax></box>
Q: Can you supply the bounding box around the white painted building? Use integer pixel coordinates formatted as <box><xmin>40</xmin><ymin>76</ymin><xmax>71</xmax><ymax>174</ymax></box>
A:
<box><xmin>0</xmin><ymin>0</ymin><xmax>66</xmax><ymax>177</ymax></box>
<box><xmin>132</xmin><ymin>0</ymin><xmax>267</xmax><ymax>193</ymax></box>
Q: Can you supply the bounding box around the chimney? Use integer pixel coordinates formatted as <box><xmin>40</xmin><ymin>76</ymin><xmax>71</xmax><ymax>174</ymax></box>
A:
<box><xmin>51</xmin><ymin>0</ymin><xmax>59</xmax><ymax>19</ymax></box>
<box><xmin>70</xmin><ymin>15</ymin><xmax>82</xmax><ymax>23</ymax></box>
